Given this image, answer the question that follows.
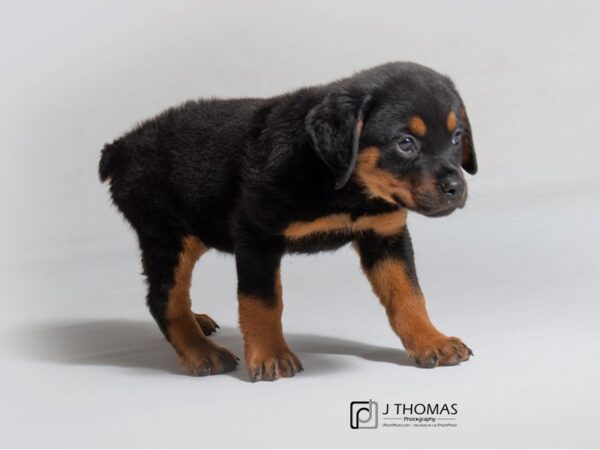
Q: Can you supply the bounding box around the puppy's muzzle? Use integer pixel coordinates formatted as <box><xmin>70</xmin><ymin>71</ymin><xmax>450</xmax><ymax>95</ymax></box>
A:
<box><xmin>438</xmin><ymin>172</ymin><xmax>465</xmax><ymax>205</ymax></box>
<box><xmin>415</xmin><ymin>170</ymin><xmax>467</xmax><ymax>217</ymax></box>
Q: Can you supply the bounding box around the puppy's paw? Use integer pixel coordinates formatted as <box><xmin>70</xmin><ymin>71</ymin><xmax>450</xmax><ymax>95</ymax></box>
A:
<box><xmin>410</xmin><ymin>336</ymin><xmax>473</xmax><ymax>368</ymax></box>
<box><xmin>193</xmin><ymin>313</ymin><xmax>220</xmax><ymax>336</ymax></box>
<box><xmin>246</xmin><ymin>350</ymin><xmax>303</xmax><ymax>382</ymax></box>
<box><xmin>178</xmin><ymin>344</ymin><xmax>239</xmax><ymax>376</ymax></box>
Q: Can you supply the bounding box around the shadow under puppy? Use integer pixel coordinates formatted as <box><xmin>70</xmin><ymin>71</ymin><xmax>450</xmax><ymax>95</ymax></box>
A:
<box><xmin>99</xmin><ymin>62</ymin><xmax>477</xmax><ymax>381</ymax></box>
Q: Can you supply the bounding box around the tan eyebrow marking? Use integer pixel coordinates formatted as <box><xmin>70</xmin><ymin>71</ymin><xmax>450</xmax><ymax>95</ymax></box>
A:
<box><xmin>408</xmin><ymin>116</ymin><xmax>427</xmax><ymax>137</ymax></box>
<box><xmin>447</xmin><ymin>111</ymin><xmax>457</xmax><ymax>133</ymax></box>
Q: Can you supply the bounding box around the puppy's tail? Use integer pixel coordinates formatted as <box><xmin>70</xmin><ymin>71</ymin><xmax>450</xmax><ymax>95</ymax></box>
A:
<box><xmin>98</xmin><ymin>141</ymin><xmax>120</xmax><ymax>182</ymax></box>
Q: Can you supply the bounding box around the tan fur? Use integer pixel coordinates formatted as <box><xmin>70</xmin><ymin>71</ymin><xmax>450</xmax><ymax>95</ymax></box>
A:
<box><xmin>447</xmin><ymin>111</ymin><xmax>457</xmax><ymax>133</ymax></box>
<box><xmin>354</xmin><ymin>209</ymin><xmax>407</xmax><ymax>235</ymax></box>
<box><xmin>284</xmin><ymin>214</ymin><xmax>351</xmax><ymax>239</ymax></box>
<box><xmin>239</xmin><ymin>270</ymin><xmax>302</xmax><ymax>379</ymax></box>
<box><xmin>408</xmin><ymin>116</ymin><xmax>427</xmax><ymax>137</ymax></box>
<box><xmin>166</xmin><ymin>236</ymin><xmax>236</xmax><ymax>375</ymax></box>
<box><xmin>283</xmin><ymin>209</ymin><xmax>407</xmax><ymax>240</ymax></box>
<box><xmin>361</xmin><ymin>258</ymin><xmax>470</xmax><ymax>366</ymax></box>
<box><xmin>364</xmin><ymin>258</ymin><xmax>436</xmax><ymax>350</ymax></box>
<box><xmin>239</xmin><ymin>272</ymin><xmax>287</xmax><ymax>357</ymax></box>
<box><xmin>414</xmin><ymin>175</ymin><xmax>441</xmax><ymax>199</ymax></box>
<box><xmin>354</xmin><ymin>147</ymin><xmax>416</xmax><ymax>207</ymax></box>
<box><xmin>165</xmin><ymin>236</ymin><xmax>236</xmax><ymax>374</ymax></box>
<box><xmin>166</xmin><ymin>236</ymin><xmax>206</xmax><ymax>320</ymax></box>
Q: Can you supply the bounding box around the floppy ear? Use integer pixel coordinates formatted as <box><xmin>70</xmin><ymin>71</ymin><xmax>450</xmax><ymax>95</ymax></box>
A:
<box><xmin>460</xmin><ymin>107</ymin><xmax>477</xmax><ymax>175</ymax></box>
<box><xmin>305</xmin><ymin>94</ymin><xmax>371</xmax><ymax>189</ymax></box>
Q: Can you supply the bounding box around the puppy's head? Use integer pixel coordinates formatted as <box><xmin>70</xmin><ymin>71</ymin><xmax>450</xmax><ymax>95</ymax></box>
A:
<box><xmin>306</xmin><ymin>62</ymin><xmax>477</xmax><ymax>217</ymax></box>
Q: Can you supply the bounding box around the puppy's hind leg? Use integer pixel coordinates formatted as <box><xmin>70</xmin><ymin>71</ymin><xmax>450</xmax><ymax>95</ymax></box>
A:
<box><xmin>193</xmin><ymin>313</ymin><xmax>220</xmax><ymax>336</ymax></box>
<box><xmin>140</xmin><ymin>233</ymin><xmax>238</xmax><ymax>376</ymax></box>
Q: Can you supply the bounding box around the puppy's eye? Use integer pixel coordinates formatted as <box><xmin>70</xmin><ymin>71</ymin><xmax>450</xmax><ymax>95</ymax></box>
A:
<box><xmin>452</xmin><ymin>130</ymin><xmax>463</xmax><ymax>145</ymax></box>
<box><xmin>396</xmin><ymin>136</ymin><xmax>416</xmax><ymax>154</ymax></box>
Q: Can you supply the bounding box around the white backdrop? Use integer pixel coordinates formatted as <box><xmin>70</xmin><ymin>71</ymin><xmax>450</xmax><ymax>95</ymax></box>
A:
<box><xmin>1</xmin><ymin>0</ymin><xmax>599</xmax><ymax>448</ymax></box>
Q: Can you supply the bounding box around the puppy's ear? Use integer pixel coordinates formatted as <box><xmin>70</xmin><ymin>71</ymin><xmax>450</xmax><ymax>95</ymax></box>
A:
<box><xmin>460</xmin><ymin>107</ymin><xmax>477</xmax><ymax>175</ymax></box>
<box><xmin>306</xmin><ymin>94</ymin><xmax>371</xmax><ymax>189</ymax></box>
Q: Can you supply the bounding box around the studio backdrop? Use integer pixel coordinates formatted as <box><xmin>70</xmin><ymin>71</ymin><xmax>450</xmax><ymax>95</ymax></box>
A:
<box><xmin>0</xmin><ymin>0</ymin><xmax>599</xmax><ymax>448</ymax></box>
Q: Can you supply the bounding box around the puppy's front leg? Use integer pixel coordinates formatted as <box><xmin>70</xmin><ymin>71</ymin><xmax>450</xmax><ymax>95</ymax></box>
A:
<box><xmin>236</xmin><ymin>241</ymin><xmax>303</xmax><ymax>381</ymax></box>
<box><xmin>355</xmin><ymin>227</ymin><xmax>472</xmax><ymax>368</ymax></box>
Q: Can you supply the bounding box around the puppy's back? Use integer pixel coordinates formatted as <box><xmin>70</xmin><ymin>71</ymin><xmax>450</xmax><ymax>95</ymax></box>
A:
<box><xmin>99</xmin><ymin>97</ymin><xmax>266</xmax><ymax>245</ymax></box>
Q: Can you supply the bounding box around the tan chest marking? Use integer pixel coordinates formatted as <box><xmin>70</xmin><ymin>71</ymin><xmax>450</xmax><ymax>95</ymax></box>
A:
<box><xmin>354</xmin><ymin>209</ymin><xmax>408</xmax><ymax>236</ymax></box>
<box><xmin>283</xmin><ymin>209</ymin><xmax>407</xmax><ymax>240</ymax></box>
<box><xmin>284</xmin><ymin>214</ymin><xmax>350</xmax><ymax>239</ymax></box>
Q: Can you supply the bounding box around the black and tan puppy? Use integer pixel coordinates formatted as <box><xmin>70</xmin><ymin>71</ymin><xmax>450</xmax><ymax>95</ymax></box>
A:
<box><xmin>99</xmin><ymin>62</ymin><xmax>477</xmax><ymax>381</ymax></box>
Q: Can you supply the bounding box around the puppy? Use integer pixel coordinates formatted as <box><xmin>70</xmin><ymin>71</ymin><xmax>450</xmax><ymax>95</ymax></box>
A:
<box><xmin>99</xmin><ymin>62</ymin><xmax>477</xmax><ymax>381</ymax></box>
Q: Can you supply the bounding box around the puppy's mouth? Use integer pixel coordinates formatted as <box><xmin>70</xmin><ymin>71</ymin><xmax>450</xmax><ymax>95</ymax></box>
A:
<box><xmin>419</xmin><ymin>205</ymin><xmax>459</xmax><ymax>217</ymax></box>
<box><xmin>393</xmin><ymin>192</ymin><xmax>466</xmax><ymax>217</ymax></box>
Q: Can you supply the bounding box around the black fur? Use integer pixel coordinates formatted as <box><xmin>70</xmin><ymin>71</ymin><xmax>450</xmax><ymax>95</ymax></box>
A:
<box><xmin>99</xmin><ymin>62</ymin><xmax>476</xmax><ymax>372</ymax></box>
<box><xmin>306</xmin><ymin>93</ymin><xmax>371</xmax><ymax>188</ymax></box>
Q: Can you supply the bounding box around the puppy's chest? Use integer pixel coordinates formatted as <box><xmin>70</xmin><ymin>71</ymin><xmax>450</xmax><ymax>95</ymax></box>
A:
<box><xmin>282</xmin><ymin>209</ymin><xmax>407</xmax><ymax>251</ymax></box>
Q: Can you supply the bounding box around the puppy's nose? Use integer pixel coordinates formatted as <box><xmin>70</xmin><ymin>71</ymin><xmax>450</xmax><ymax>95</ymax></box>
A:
<box><xmin>438</xmin><ymin>174</ymin><xmax>464</xmax><ymax>199</ymax></box>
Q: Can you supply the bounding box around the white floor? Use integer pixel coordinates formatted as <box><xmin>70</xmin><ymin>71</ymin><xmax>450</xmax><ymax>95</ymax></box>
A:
<box><xmin>1</xmin><ymin>187</ymin><xmax>599</xmax><ymax>448</ymax></box>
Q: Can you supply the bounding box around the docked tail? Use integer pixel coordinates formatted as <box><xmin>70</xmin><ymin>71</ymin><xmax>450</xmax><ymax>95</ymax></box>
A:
<box><xmin>98</xmin><ymin>141</ymin><xmax>120</xmax><ymax>182</ymax></box>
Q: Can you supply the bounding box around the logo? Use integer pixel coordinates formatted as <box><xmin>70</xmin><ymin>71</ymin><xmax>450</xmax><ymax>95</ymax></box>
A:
<box><xmin>350</xmin><ymin>400</ymin><xmax>459</xmax><ymax>429</ymax></box>
<box><xmin>350</xmin><ymin>399</ymin><xmax>379</xmax><ymax>429</ymax></box>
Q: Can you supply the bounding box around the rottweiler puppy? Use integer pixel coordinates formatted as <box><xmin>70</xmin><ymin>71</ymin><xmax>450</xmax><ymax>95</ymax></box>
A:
<box><xmin>99</xmin><ymin>62</ymin><xmax>477</xmax><ymax>381</ymax></box>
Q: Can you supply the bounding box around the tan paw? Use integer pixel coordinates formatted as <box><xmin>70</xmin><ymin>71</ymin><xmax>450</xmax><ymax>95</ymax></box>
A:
<box><xmin>177</xmin><ymin>343</ymin><xmax>239</xmax><ymax>376</ymax></box>
<box><xmin>246</xmin><ymin>350</ymin><xmax>303</xmax><ymax>382</ymax></box>
<box><xmin>193</xmin><ymin>313</ymin><xmax>220</xmax><ymax>336</ymax></box>
<box><xmin>409</xmin><ymin>335</ymin><xmax>473</xmax><ymax>368</ymax></box>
